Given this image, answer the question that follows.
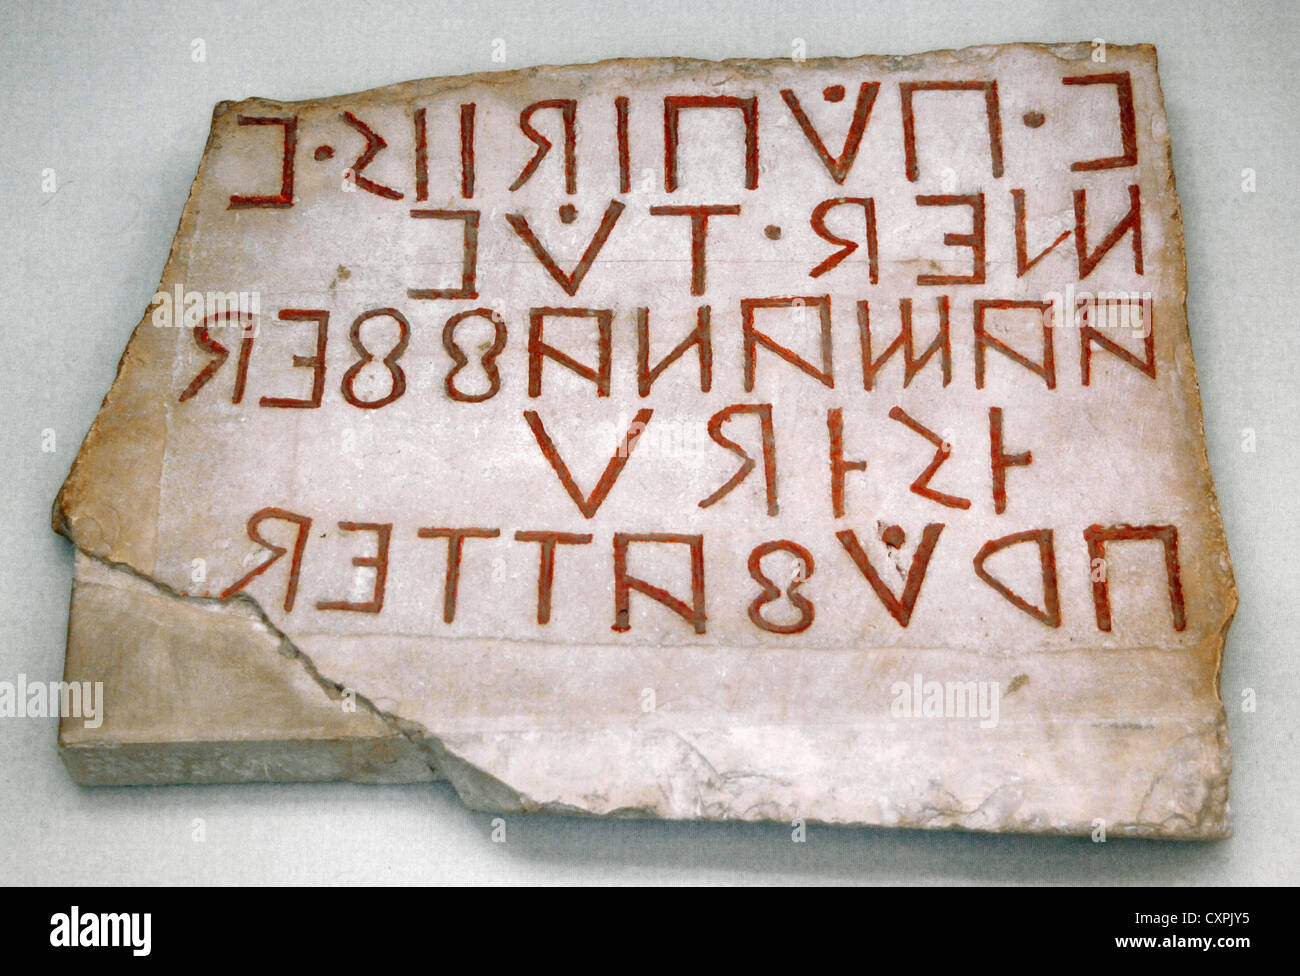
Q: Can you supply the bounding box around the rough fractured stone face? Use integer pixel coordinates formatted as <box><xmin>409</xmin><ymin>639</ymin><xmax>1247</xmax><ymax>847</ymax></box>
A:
<box><xmin>53</xmin><ymin>43</ymin><xmax>1236</xmax><ymax>838</ymax></box>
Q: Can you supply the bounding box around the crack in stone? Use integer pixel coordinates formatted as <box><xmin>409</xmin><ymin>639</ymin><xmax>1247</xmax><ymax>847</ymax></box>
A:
<box><xmin>60</xmin><ymin>538</ymin><xmax>532</xmax><ymax>810</ymax></box>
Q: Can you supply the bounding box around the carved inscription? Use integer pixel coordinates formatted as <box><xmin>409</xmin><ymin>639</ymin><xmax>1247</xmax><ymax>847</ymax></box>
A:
<box><xmin>165</xmin><ymin>59</ymin><xmax>1199</xmax><ymax>645</ymax></box>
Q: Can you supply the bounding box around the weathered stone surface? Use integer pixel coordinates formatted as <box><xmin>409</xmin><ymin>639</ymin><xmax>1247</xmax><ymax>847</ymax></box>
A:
<box><xmin>53</xmin><ymin>43</ymin><xmax>1235</xmax><ymax>837</ymax></box>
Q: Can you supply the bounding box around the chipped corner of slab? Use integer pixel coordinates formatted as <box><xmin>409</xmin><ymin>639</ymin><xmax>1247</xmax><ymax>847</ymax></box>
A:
<box><xmin>53</xmin><ymin>42</ymin><xmax>1235</xmax><ymax>839</ymax></box>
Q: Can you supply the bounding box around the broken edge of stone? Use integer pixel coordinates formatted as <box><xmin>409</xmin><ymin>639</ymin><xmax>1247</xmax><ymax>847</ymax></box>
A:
<box><xmin>50</xmin><ymin>43</ymin><xmax>1235</xmax><ymax>840</ymax></box>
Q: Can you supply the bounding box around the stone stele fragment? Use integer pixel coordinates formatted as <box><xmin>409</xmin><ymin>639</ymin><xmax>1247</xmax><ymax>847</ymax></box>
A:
<box><xmin>52</xmin><ymin>43</ymin><xmax>1236</xmax><ymax>838</ymax></box>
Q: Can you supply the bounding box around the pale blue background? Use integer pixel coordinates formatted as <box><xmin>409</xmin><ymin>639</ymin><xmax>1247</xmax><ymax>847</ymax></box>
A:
<box><xmin>1</xmin><ymin>0</ymin><xmax>1294</xmax><ymax>884</ymax></box>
